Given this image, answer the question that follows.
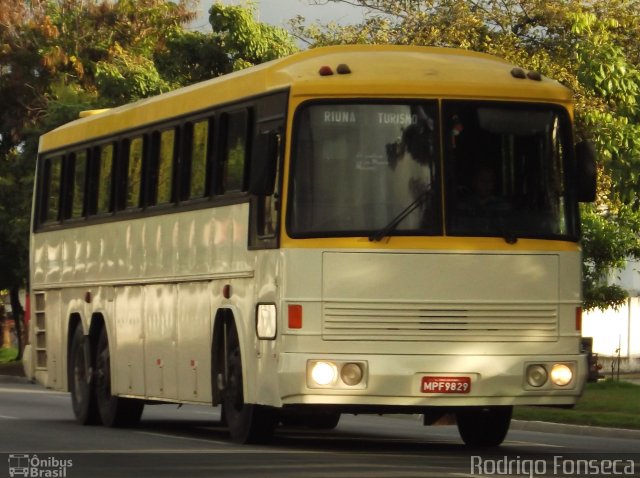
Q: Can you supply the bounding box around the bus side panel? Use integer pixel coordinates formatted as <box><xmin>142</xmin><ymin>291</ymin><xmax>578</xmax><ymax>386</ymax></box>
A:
<box><xmin>252</xmin><ymin>249</ymin><xmax>283</xmax><ymax>407</ymax></box>
<box><xmin>142</xmin><ymin>218</ymin><xmax>176</xmax><ymax>279</ymax></box>
<box><xmin>176</xmin><ymin>282</ymin><xmax>212</xmax><ymax>403</ymax></box>
<box><xmin>113</xmin><ymin>286</ymin><xmax>145</xmax><ymax>397</ymax></box>
<box><xmin>175</xmin><ymin>206</ymin><xmax>215</xmax><ymax>277</ymax></box>
<box><xmin>207</xmin><ymin>206</ymin><xmax>234</xmax><ymax>276</ymax></box>
<box><xmin>42</xmin><ymin>232</ymin><xmax>63</xmax><ymax>284</ymax></box>
<box><xmin>61</xmin><ymin>229</ymin><xmax>82</xmax><ymax>283</ymax></box>
<box><xmin>144</xmin><ymin>284</ymin><xmax>178</xmax><ymax>399</ymax></box>
<box><xmin>228</xmin><ymin>202</ymin><xmax>257</xmax><ymax>404</ymax></box>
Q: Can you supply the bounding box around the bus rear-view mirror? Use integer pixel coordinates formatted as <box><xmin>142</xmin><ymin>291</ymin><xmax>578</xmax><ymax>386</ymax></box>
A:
<box><xmin>576</xmin><ymin>140</ymin><xmax>597</xmax><ymax>202</ymax></box>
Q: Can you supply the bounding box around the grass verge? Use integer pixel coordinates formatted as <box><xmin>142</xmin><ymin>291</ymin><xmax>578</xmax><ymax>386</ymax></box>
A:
<box><xmin>514</xmin><ymin>380</ymin><xmax>640</xmax><ymax>430</ymax></box>
<box><xmin>0</xmin><ymin>347</ymin><xmax>18</xmax><ymax>364</ymax></box>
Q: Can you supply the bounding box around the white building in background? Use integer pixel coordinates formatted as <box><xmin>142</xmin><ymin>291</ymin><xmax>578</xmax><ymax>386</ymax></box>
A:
<box><xmin>582</xmin><ymin>259</ymin><xmax>640</xmax><ymax>372</ymax></box>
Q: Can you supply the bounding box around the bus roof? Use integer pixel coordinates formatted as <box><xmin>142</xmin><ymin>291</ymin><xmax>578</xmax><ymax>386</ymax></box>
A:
<box><xmin>39</xmin><ymin>44</ymin><xmax>573</xmax><ymax>153</ymax></box>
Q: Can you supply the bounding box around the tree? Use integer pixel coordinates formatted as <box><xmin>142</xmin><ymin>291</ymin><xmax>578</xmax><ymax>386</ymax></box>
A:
<box><xmin>570</xmin><ymin>10</ymin><xmax>640</xmax><ymax>310</ymax></box>
<box><xmin>0</xmin><ymin>1</ymin><xmax>297</xmax><ymax>360</ymax></box>
<box><xmin>208</xmin><ymin>2</ymin><xmax>298</xmax><ymax>71</ymax></box>
<box><xmin>1</xmin><ymin>2</ymin><xmax>201</xmax><ymax>360</ymax></box>
<box><xmin>0</xmin><ymin>0</ymin><xmax>52</xmax><ymax>359</ymax></box>
<box><xmin>156</xmin><ymin>3</ymin><xmax>298</xmax><ymax>84</ymax></box>
<box><xmin>39</xmin><ymin>0</ymin><xmax>198</xmax><ymax>102</ymax></box>
<box><xmin>296</xmin><ymin>0</ymin><xmax>640</xmax><ymax>310</ymax></box>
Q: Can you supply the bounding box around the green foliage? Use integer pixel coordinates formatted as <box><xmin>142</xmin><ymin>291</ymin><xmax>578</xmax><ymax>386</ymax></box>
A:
<box><xmin>209</xmin><ymin>2</ymin><xmax>297</xmax><ymax>70</ymax></box>
<box><xmin>570</xmin><ymin>11</ymin><xmax>640</xmax><ymax>205</ymax></box>
<box><xmin>0</xmin><ymin>149</ymin><xmax>31</xmax><ymax>290</ymax></box>
<box><xmin>44</xmin><ymin>82</ymin><xmax>101</xmax><ymax>129</ymax></box>
<box><xmin>155</xmin><ymin>31</ymin><xmax>230</xmax><ymax>85</ymax></box>
<box><xmin>581</xmin><ymin>205</ymin><xmax>640</xmax><ymax>310</ymax></box>
<box><xmin>40</xmin><ymin>0</ymin><xmax>196</xmax><ymax>103</ymax></box>
<box><xmin>0</xmin><ymin>347</ymin><xmax>19</xmax><ymax>364</ymax></box>
<box><xmin>299</xmin><ymin>0</ymin><xmax>640</xmax><ymax>310</ymax></box>
<box><xmin>95</xmin><ymin>46</ymin><xmax>171</xmax><ymax>101</ymax></box>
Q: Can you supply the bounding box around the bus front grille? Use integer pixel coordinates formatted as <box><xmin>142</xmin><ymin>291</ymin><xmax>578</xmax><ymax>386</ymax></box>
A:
<box><xmin>322</xmin><ymin>302</ymin><xmax>558</xmax><ymax>341</ymax></box>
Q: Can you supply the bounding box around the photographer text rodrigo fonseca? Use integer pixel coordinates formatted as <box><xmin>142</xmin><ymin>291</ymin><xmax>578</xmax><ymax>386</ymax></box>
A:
<box><xmin>470</xmin><ymin>455</ymin><xmax>635</xmax><ymax>477</ymax></box>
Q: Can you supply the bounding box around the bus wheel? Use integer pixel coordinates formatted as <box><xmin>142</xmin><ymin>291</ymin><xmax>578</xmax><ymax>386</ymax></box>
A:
<box><xmin>456</xmin><ymin>406</ymin><xmax>512</xmax><ymax>447</ymax></box>
<box><xmin>69</xmin><ymin>326</ymin><xmax>100</xmax><ymax>425</ymax></box>
<box><xmin>222</xmin><ymin>322</ymin><xmax>278</xmax><ymax>444</ymax></box>
<box><xmin>95</xmin><ymin>328</ymin><xmax>144</xmax><ymax>427</ymax></box>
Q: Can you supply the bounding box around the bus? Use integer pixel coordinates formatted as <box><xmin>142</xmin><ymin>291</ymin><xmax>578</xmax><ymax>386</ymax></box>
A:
<box><xmin>24</xmin><ymin>45</ymin><xmax>596</xmax><ymax>446</ymax></box>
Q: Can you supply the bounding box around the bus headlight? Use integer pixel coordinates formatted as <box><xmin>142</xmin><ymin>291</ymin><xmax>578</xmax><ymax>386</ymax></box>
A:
<box><xmin>550</xmin><ymin>363</ymin><xmax>573</xmax><ymax>386</ymax></box>
<box><xmin>340</xmin><ymin>363</ymin><xmax>364</xmax><ymax>386</ymax></box>
<box><xmin>307</xmin><ymin>360</ymin><xmax>367</xmax><ymax>389</ymax></box>
<box><xmin>310</xmin><ymin>361</ymin><xmax>338</xmax><ymax>386</ymax></box>
<box><xmin>526</xmin><ymin>364</ymin><xmax>548</xmax><ymax>387</ymax></box>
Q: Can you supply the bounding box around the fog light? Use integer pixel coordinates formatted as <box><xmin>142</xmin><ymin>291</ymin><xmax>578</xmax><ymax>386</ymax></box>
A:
<box><xmin>340</xmin><ymin>363</ymin><xmax>363</xmax><ymax>386</ymax></box>
<box><xmin>526</xmin><ymin>364</ymin><xmax>548</xmax><ymax>387</ymax></box>
<box><xmin>550</xmin><ymin>363</ymin><xmax>573</xmax><ymax>386</ymax></box>
<box><xmin>311</xmin><ymin>361</ymin><xmax>337</xmax><ymax>386</ymax></box>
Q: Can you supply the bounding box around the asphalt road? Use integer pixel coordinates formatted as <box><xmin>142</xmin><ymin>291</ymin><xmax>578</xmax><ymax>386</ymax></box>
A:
<box><xmin>1</xmin><ymin>376</ymin><xmax>638</xmax><ymax>478</ymax></box>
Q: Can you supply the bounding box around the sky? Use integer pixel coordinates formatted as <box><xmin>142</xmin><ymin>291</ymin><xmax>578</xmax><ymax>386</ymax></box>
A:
<box><xmin>192</xmin><ymin>0</ymin><xmax>365</xmax><ymax>31</ymax></box>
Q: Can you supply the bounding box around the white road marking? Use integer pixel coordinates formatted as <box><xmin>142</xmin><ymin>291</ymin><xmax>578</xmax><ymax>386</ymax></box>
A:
<box><xmin>0</xmin><ymin>414</ymin><xmax>19</xmax><ymax>419</ymax></box>
<box><xmin>0</xmin><ymin>386</ymin><xmax>67</xmax><ymax>395</ymax></box>
<box><xmin>135</xmin><ymin>431</ymin><xmax>230</xmax><ymax>446</ymax></box>
<box><xmin>505</xmin><ymin>440</ymin><xmax>564</xmax><ymax>448</ymax></box>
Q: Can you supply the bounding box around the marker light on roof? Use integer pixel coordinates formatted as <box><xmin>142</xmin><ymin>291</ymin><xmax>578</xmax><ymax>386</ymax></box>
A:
<box><xmin>510</xmin><ymin>67</ymin><xmax>526</xmax><ymax>79</ymax></box>
<box><xmin>527</xmin><ymin>70</ymin><xmax>542</xmax><ymax>81</ymax></box>
<box><xmin>319</xmin><ymin>66</ymin><xmax>334</xmax><ymax>76</ymax></box>
<box><xmin>336</xmin><ymin>63</ymin><xmax>351</xmax><ymax>74</ymax></box>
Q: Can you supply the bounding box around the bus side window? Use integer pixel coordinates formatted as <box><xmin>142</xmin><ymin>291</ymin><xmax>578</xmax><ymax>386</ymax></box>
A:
<box><xmin>222</xmin><ymin>110</ymin><xmax>250</xmax><ymax>193</ymax></box>
<box><xmin>93</xmin><ymin>144</ymin><xmax>115</xmax><ymax>215</ymax></box>
<box><xmin>42</xmin><ymin>156</ymin><xmax>63</xmax><ymax>224</ymax></box>
<box><xmin>125</xmin><ymin>136</ymin><xmax>145</xmax><ymax>209</ymax></box>
<box><xmin>154</xmin><ymin>128</ymin><xmax>177</xmax><ymax>205</ymax></box>
<box><xmin>70</xmin><ymin>150</ymin><xmax>88</xmax><ymax>219</ymax></box>
<box><xmin>185</xmin><ymin>119</ymin><xmax>211</xmax><ymax>200</ymax></box>
<box><xmin>256</xmin><ymin>130</ymin><xmax>281</xmax><ymax>238</ymax></box>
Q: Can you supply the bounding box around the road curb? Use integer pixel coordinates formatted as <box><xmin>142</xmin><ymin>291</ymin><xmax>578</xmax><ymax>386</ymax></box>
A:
<box><xmin>0</xmin><ymin>374</ymin><xmax>31</xmax><ymax>384</ymax></box>
<box><xmin>512</xmin><ymin>419</ymin><xmax>640</xmax><ymax>440</ymax></box>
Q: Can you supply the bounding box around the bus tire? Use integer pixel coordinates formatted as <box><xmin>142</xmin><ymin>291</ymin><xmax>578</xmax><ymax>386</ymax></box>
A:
<box><xmin>69</xmin><ymin>326</ymin><xmax>100</xmax><ymax>425</ymax></box>
<box><xmin>95</xmin><ymin>327</ymin><xmax>144</xmax><ymax>427</ymax></box>
<box><xmin>456</xmin><ymin>406</ymin><xmax>512</xmax><ymax>447</ymax></box>
<box><xmin>222</xmin><ymin>322</ymin><xmax>278</xmax><ymax>444</ymax></box>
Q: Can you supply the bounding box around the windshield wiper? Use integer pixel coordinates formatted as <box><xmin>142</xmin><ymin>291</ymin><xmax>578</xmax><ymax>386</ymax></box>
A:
<box><xmin>368</xmin><ymin>190</ymin><xmax>431</xmax><ymax>242</ymax></box>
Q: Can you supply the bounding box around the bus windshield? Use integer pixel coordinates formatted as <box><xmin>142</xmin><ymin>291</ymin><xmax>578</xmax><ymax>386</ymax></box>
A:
<box><xmin>288</xmin><ymin>102</ymin><xmax>441</xmax><ymax>237</ymax></box>
<box><xmin>444</xmin><ymin>101</ymin><xmax>578</xmax><ymax>240</ymax></box>
<box><xmin>289</xmin><ymin>101</ymin><xmax>578</xmax><ymax>240</ymax></box>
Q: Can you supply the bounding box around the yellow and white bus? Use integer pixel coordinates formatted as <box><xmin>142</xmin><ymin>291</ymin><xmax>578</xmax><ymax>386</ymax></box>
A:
<box><xmin>24</xmin><ymin>45</ymin><xmax>596</xmax><ymax>445</ymax></box>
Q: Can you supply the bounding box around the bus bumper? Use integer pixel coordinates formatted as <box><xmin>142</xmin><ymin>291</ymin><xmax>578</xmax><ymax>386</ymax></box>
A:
<box><xmin>277</xmin><ymin>352</ymin><xmax>587</xmax><ymax>408</ymax></box>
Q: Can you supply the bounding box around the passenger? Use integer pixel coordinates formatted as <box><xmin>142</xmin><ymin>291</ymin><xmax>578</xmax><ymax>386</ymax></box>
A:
<box><xmin>459</xmin><ymin>166</ymin><xmax>510</xmax><ymax>213</ymax></box>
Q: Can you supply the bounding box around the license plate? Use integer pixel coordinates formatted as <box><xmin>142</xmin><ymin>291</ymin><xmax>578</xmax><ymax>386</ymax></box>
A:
<box><xmin>421</xmin><ymin>376</ymin><xmax>471</xmax><ymax>394</ymax></box>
